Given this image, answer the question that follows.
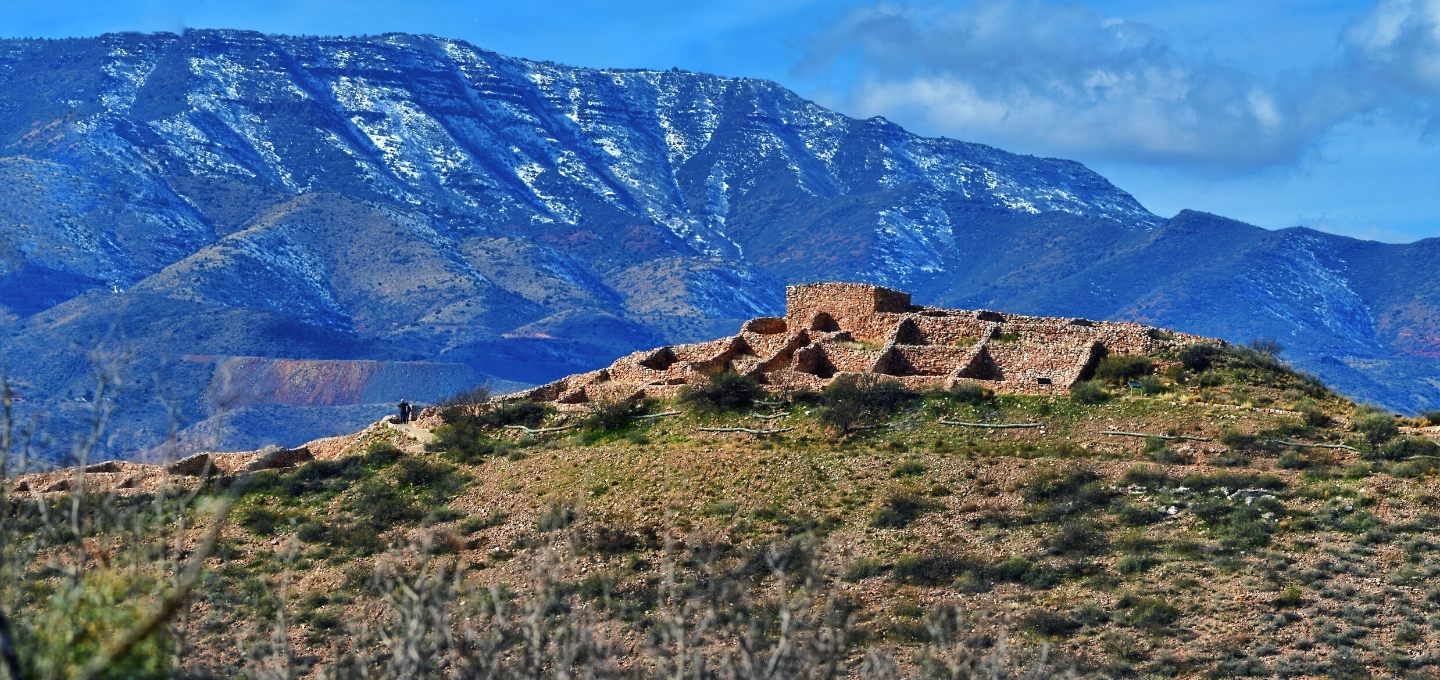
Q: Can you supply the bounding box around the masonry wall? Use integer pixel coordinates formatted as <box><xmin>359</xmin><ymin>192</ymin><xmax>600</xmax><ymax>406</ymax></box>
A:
<box><xmin>505</xmin><ymin>283</ymin><xmax>1227</xmax><ymax>407</ymax></box>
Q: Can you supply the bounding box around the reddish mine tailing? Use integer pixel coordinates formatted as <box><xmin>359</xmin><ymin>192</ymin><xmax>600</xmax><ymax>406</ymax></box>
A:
<box><xmin>505</xmin><ymin>283</ymin><xmax>1223</xmax><ymax>410</ymax></box>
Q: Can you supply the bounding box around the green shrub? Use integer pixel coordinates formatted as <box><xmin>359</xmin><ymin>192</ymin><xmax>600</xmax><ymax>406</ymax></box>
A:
<box><xmin>394</xmin><ymin>457</ymin><xmax>469</xmax><ymax>503</ymax></box>
<box><xmin>1295</xmin><ymin>399</ymin><xmax>1329</xmax><ymax>427</ymax></box>
<box><xmin>297</xmin><ymin>521</ymin><xmax>328</xmax><ymax>543</ymax></box>
<box><xmin>1149</xmin><ymin>447</ymin><xmax>1189</xmax><ymax>464</ymax></box>
<box><xmin>817</xmin><ymin>373</ymin><xmax>918</xmax><ymax>433</ymax></box>
<box><xmin>1369</xmin><ymin>436</ymin><xmax>1439</xmax><ymax>461</ymax></box>
<box><xmin>842</xmin><ymin>557</ymin><xmax>890</xmax><ymax>582</ymax></box>
<box><xmin>1122</xmin><ymin>464</ymin><xmax>1168</xmax><ymax>488</ymax></box>
<box><xmin>476</xmin><ymin>401</ymin><xmax>550</xmax><ymax>429</ymax></box>
<box><xmin>1043</xmin><ymin>520</ymin><xmax>1110</xmax><ymax>556</ymax></box>
<box><xmin>580</xmin><ymin>523</ymin><xmax>652</xmax><ymax>555</ymax></box>
<box><xmin>1020</xmin><ymin>610</ymin><xmax>1082</xmax><ymax>637</ymax></box>
<box><xmin>1116</xmin><ymin>593</ymin><xmax>1179</xmax><ymax>628</ymax></box>
<box><xmin>1179</xmin><ymin>344</ymin><xmax>1221</xmax><ymax>371</ymax></box>
<box><xmin>582</xmin><ymin>397</ymin><xmax>639</xmax><ymax>432</ymax></box>
<box><xmin>945</xmin><ymin>381</ymin><xmax>991</xmax><ymax>403</ymax></box>
<box><xmin>237</xmin><ymin>506</ymin><xmax>290</xmax><ymax>536</ymax></box>
<box><xmin>891</xmin><ymin>549</ymin><xmax>981</xmax><ymax>585</ymax></box>
<box><xmin>702</xmin><ymin>500</ymin><xmax>738</xmax><ymax>516</ymax></box>
<box><xmin>1137</xmin><ymin>375</ymin><xmax>1166</xmax><ymax>395</ymax></box>
<box><xmin>347</xmin><ymin>478</ymin><xmax>422</xmax><ymax>530</ymax></box>
<box><xmin>1023</xmin><ymin>466</ymin><xmax>1116</xmax><ymax>522</ymax></box>
<box><xmin>624</xmin><ymin>430</ymin><xmax>650</xmax><ymax>445</ymax></box>
<box><xmin>536</xmin><ymin>499</ymin><xmax>579</xmax><ymax>532</ymax></box>
<box><xmin>1069</xmin><ymin>380</ymin><xmax>1111</xmax><ymax>404</ymax></box>
<box><xmin>18</xmin><ymin>570</ymin><xmax>174</xmax><ymax>679</ymax></box>
<box><xmin>1116</xmin><ymin>554</ymin><xmax>1159</xmax><ymax>575</ymax></box>
<box><xmin>1111</xmin><ymin>501</ymin><xmax>1165</xmax><ymax>526</ymax></box>
<box><xmin>363</xmin><ymin>441</ymin><xmax>402</xmax><ymax>467</ymax></box>
<box><xmin>891</xmin><ymin>459</ymin><xmax>928</xmax><ymax>477</ymax></box>
<box><xmin>1177</xmin><ymin>470</ymin><xmax>1285</xmax><ymax>493</ymax></box>
<box><xmin>429</xmin><ymin>428</ymin><xmax>502</xmax><ymax>464</ymax></box>
<box><xmin>1277</xmin><ymin>451</ymin><xmax>1309</xmax><ymax>469</ymax></box>
<box><xmin>1094</xmin><ymin>355</ymin><xmax>1151</xmax><ymax>384</ymax></box>
<box><xmin>990</xmin><ymin>556</ymin><xmax>1057</xmax><ymax>588</ymax></box>
<box><xmin>871</xmin><ymin>490</ymin><xmax>935</xmax><ymax>528</ymax></box>
<box><xmin>678</xmin><ymin>370</ymin><xmax>765</xmax><ymax>413</ymax></box>
<box><xmin>1354</xmin><ymin>404</ymin><xmax>1399</xmax><ymax>446</ymax></box>
<box><xmin>458</xmin><ymin>510</ymin><xmax>509</xmax><ymax>535</ymax></box>
<box><xmin>1422</xmin><ymin>410</ymin><xmax>1440</xmax><ymax>427</ymax></box>
<box><xmin>1389</xmin><ymin>458</ymin><xmax>1440</xmax><ymax>478</ymax></box>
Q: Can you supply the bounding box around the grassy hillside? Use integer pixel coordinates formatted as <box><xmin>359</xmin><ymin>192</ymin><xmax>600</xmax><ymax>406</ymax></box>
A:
<box><xmin>4</xmin><ymin>342</ymin><xmax>1440</xmax><ymax>679</ymax></box>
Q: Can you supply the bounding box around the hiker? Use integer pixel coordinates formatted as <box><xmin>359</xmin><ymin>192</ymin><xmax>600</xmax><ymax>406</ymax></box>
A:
<box><xmin>398</xmin><ymin>399</ymin><xmax>410</xmax><ymax>425</ymax></box>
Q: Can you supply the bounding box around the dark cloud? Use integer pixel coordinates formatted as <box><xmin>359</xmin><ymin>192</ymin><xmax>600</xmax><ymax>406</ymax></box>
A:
<box><xmin>801</xmin><ymin>0</ymin><xmax>1440</xmax><ymax>171</ymax></box>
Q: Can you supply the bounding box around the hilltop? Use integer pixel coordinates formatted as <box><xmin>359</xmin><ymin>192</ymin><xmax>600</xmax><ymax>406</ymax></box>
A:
<box><xmin>6</xmin><ymin>289</ymin><xmax>1440</xmax><ymax>678</ymax></box>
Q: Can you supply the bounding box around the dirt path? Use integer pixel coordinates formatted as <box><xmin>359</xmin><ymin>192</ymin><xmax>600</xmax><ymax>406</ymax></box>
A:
<box><xmin>387</xmin><ymin>421</ymin><xmax>436</xmax><ymax>453</ymax></box>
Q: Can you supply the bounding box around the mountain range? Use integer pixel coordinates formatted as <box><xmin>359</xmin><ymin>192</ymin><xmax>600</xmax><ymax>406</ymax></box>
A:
<box><xmin>1</xmin><ymin>29</ymin><xmax>1436</xmax><ymax>463</ymax></box>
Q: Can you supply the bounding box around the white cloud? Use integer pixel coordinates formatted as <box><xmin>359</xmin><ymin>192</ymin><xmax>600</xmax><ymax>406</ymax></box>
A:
<box><xmin>802</xmin><ymin>0</ymin><xmax>1440</xmax><ymax>171</ymax></box>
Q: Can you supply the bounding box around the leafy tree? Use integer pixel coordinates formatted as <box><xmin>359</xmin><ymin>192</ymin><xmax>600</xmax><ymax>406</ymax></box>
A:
<box><xmin>678</xmin><ymin>370</ymin><xmax>765</xmax><ymax>413</ymax></box>
<box><xmin>816</xmin><ymin>373</ymin><xmax>917</xmax><ymax>434</ymax></box>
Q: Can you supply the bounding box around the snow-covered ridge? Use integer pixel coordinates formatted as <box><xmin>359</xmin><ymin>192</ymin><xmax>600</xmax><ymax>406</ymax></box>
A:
<box><xmin>28</xmin><ymin>31</ymin><xmax>1156</xmax><ymax>289</ymax></box>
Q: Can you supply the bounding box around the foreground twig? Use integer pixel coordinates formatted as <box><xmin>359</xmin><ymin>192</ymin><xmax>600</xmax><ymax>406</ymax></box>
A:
<box><xmin>1100</xmin><ymin>431</ymin><xmax>1213</xmax><ymax>442</ymax></box>
<box><xmin>503</xmin><ymin>424</ymin><xmax>575</xmax><ymax>435</ymax></box>
<box><xmin>939</xmin><ymin>420</ymin><xmax>1043</xmax><ymax>429</ymax></box>
<box><xmin>1264</xmin><ymin>439</ymin><xmax>1359</xmax><ymax>452</ymax></box>
<box><xmin>636</xmin><ymin>411</ymin><xmax>682</xmax><ymax>419</ymax></box>
<box><xmin>699</xmin><ymin>427</ymin><xmax>793</xmax><ymax>435</ymax></box>
<box><xmin>0</xmin><ymin>607</ymin><xmax>19</xmax><ymax>680</ymax></box>
<box><xmin>75</xmin><ymin>476</ymin><xmax>249</xmax><ymax>680</ymax></box>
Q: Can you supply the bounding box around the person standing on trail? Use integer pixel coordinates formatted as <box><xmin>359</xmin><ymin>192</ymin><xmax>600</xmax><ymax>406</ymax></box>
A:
<box><xmin>398</xmin><ymin>399</ymin><xmax>410</xmax><ymax>425</ymax></box>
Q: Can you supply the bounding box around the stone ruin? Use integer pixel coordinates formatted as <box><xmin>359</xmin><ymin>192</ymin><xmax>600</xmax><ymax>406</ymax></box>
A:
<box><xmin>508</xmin><ymin>283</ymin><xmax>1219</xmax><ymax>409</ymax></box>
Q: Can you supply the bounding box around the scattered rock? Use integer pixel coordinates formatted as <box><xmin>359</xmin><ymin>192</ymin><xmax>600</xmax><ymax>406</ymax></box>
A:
<box><xmin>84</xmin><ymin>460</ymin><xmax>123</xmax><ymax>474</ymax></box>
<box><xmin>240</xmin><ymin>445</ymin><xmax>313</xmax><ymax>473</ymax></box>
<box><xmin>116</xmin><ymin>476</ymin><xmax>138</xmax><ymax>489</ymax></box>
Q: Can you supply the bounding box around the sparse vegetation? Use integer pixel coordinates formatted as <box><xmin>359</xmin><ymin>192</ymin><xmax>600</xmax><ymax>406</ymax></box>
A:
<box><xmin>677</xmin><ymin>370</ymin><xmax>765</xmax><ymax>413</ymax></box>
<box><xmin>4</xmin><ymin>333</ymin><xmax>1434</xmax><ymax>679</ymax></box>
<box><xmin>1069</xmin><ymin>380</ymin><xmax>1111</xmax><ymax>404</ymax></box>
<box><xmin>816</xmin><ymin>373</ymin><xmax>917</xmax><ymax>433</ymax></box>
<box><xmin>1094</xmin><ymin>354</ymin><xmax>1151</xmax><ymax>384</ymax></box>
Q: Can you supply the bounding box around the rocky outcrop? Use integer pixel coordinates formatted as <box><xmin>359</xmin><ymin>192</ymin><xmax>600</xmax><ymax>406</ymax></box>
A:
<box><xmin>508</xmin><ymin>283</ymin><xmax>1220</xmax><ymax>408</ymax></box>
<box><xmin>238</xmin><ymin>445</ymin><xmax>314</xmax><ymax>473</ymax></box>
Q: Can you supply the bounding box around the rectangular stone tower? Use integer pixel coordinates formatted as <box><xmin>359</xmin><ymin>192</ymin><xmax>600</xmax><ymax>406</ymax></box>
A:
<box><xmin>785</xmin><ymin>283</ymin><xmax>912</xmax><ymax>336</ymax></box>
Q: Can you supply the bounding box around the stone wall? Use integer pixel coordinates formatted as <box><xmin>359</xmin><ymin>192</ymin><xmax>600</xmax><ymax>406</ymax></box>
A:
<box><xmin>503</xmin><ymin>283</ymin><xmax>1225</xmax><ymax>408</ymax></box>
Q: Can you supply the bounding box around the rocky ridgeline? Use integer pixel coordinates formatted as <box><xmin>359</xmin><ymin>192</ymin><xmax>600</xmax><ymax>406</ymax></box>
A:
<box><xmin>509</xmin><ymin>283</ymin><xmax>1220</xmax><ymax>408</ymax></box>
<box><xmin>6</xmin><ymin>408</ymin><xmax>441</xmax><ymax>496</ymax></box>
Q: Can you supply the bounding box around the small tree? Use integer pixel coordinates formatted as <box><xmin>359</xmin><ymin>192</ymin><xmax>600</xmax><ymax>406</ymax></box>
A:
<box><xmin>816</xmin><ymin>373</ymin><xmax>916</xmax><ymax>434</ymax></box>
<box><xmin>1246</xmin><ymin>338</ymin><xmax>1285</xmax><ymax>358</ymax></box>
<box><xmin>582</xmin><ymin>396</ymin><xmax>637</xmax><ymax>431</ymax></box>
<box><xmin>436</xmin><ymin>384</ymin><xmax>492</xmax><ymax>424</ymax></box>
<box><xmin>1093</xmin><ymin>355</ymin><xmax>1151</xmax><ymax>385</ymax></box>
<box><xmin>1353</xmin><ymin>404</ymin><xmax>1398</xmax><ymax>446</ymax></box>
<box><xmin>678</xmin><ymin>370</ymin><xmax>766</xmax><ymax>413</ymax></box>
<box><xmin>1178</xmin><ymin>343</ymin><xmax>1221</xmax><ymax>372</ymax></box>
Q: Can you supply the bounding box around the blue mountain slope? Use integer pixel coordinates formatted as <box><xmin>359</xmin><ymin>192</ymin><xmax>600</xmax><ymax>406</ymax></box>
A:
<box><xmin>0</xmin><ymin>31</ymin><xmax>1435</xmax><ymax>463</ymax></box>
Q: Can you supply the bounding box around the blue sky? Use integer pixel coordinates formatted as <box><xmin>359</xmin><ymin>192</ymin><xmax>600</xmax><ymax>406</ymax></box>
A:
<box><xmin>4</xmin><ymin>0</ymin><xmax>1440</xmax><ymax>243</ymax></box>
